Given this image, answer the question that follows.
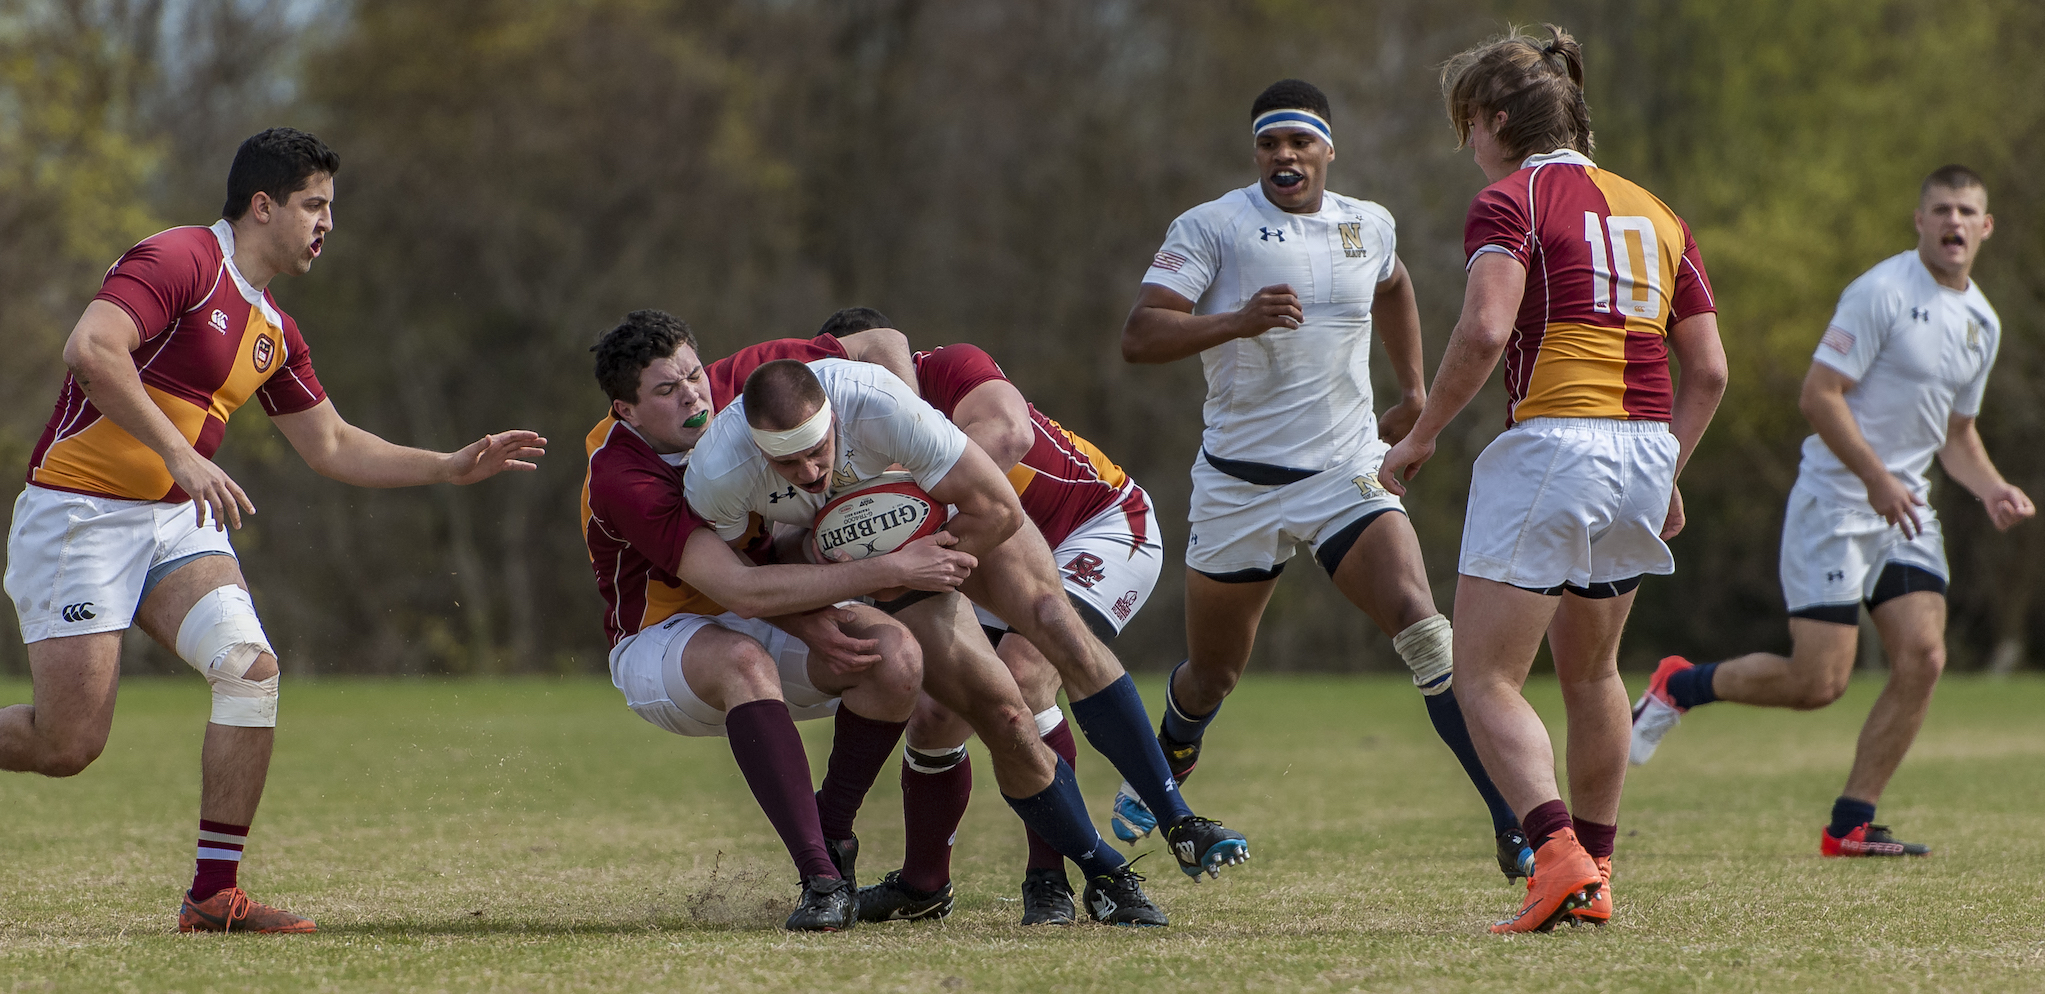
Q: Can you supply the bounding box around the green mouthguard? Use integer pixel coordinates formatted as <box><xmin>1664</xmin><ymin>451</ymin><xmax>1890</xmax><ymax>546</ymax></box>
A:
<box><xmin>683</xmin><ymin>411</ymin><xmax>709</xmax><ymax>428</ymax></box>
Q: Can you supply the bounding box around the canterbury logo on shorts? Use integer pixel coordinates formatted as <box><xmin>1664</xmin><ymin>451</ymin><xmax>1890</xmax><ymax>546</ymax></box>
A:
<box><xmin>61</xmin><ymin>602</ymin><xmax>97</xmax><ymax>623</ymax></box>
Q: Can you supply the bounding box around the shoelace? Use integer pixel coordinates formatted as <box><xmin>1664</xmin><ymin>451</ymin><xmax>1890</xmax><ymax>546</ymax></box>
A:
<box><xmin>222</xmin><ymin>888</ymin><xmax>253</xmax><ymax>930</ymax></box>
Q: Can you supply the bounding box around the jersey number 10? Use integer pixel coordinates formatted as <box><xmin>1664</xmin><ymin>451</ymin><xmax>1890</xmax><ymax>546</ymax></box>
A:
<box><xmin>1583</xmin><ymin>212</ymin><xmax>1662</xmax><ymax>319</ymax></box>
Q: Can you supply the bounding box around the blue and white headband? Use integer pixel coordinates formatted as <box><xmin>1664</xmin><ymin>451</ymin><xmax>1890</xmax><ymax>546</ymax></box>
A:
<box><xmin>1252</xmin><ymin>109</ymin><xmax>1333</xmax><ymax>148</ymax></box>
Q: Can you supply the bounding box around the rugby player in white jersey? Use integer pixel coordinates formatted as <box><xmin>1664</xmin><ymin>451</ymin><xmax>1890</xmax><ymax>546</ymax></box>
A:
<box><xmin>687</xmin><ymin>358</ymin><xmax>1249</xmax><ymax>925</ymax></box>
<box><xmin>1630</xmin><ymin>165</ymin><xmax>2032</xmax><ymax>857</ymax></box>
<box><xmin>1118</xmin><ymin>78</ymin><xmax>1530</xmax><ymax>879</ymax></box>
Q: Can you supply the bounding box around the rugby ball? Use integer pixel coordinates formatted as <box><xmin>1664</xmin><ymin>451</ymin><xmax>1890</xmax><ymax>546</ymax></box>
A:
<box><xmin>810</xmin><ymin>472</ymin><xmax>943</xmax><ymax>562</ymax></box>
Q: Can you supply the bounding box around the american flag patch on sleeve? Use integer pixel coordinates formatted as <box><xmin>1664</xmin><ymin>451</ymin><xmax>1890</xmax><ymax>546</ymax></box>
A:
<box><xmin>1820</xmin><ymin>327</ymin><xmax>1856</xmax><ymax>355</ymax></box>
<box><xmin>1151</xmin><ymin>250</ymin><xmax>1188</xmax><ymax>273</ymax></box>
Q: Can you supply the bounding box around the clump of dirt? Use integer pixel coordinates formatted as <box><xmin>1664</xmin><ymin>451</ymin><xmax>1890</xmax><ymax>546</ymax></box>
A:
<box><xmin>685</xmin><ymin>852</ymin><xmax>788</xmax><ymax>928</ymax></box>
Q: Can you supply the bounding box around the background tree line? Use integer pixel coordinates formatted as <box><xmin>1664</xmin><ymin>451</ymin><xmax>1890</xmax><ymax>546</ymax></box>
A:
<box><xmin>3</xmin><ymin>0</ymin><xmax>2041</xmax><ymax>678</ymax></box>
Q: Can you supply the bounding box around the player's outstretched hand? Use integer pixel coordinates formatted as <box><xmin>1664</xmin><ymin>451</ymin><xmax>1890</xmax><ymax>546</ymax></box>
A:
<box><xmin>1866</xmin><ymin>475</ymin><xmax>1926</xmax><ymax>539</ymax></box>
<box><xmin>168</xmin><ymin>449</ymin><xmax>255</xmax><ymax>531</ymax></box>
<box><xmin>1233</xmin><ymin>284</ymin><xmax>1302</xmax><ymax>339</ymax></box>
<box><xmin>1984</xmin><ymin>482</ymin><xmax>2035</xmax><ymax>532</ymax></box>
<box><xmin>1660</xmin><ymin>484</ymin><xmax>1687</xmax><ymax>540</ymax></box>
<box><xmin>449</xmin><ymin>430</ymin><xmax>548</xmax><ymax>485</ymax></box>
<box><xmin>1376</xmin><ymin>434</ymin><xmax>1435</xmax><ymax>497</ymax></box>
<box><xmin>779</xmin><ymin>606</ymin><xmax>883</xmax><ymax>676</ymax></box>
<box><xmin>890</xmin><ymin>532</ymin><xmax>977</xmax><ymax>593</ymax></box>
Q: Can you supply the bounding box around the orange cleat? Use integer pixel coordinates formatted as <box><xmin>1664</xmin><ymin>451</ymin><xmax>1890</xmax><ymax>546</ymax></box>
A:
<box><xmin>1567</xmin><ymin>855</ymin><xmax>1611</xmax><ymax>926</ymax></box>
<box><xmin>1491</xmin><ymin>826</ymin><xmax>1602</xmax><ymax>934</ymax></box>
<box><xmin>178</xmin><ymin>887</ymin><xmax>317</xmax><ymax>933</ymax></box>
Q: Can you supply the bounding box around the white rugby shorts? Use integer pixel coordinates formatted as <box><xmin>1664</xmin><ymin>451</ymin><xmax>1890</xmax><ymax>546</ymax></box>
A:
<box><xmin>976</xmin><ymin>485</ymin><xmax>1163</xmax><ymax>637</ymax></box>
<box><xmin>608</xmin><ymin>612</ymin><xmax>837</xmax><ymax>737</ymax></box>
<box><xmin>1458</xmin><ymin>418</ymin><xmax>1678</xmax><ymax>589</ymax></box>
<box><xmin>1185</xmin><ymin>439</ymin><xmax>1403</xmax><ymax>576</ymax></box>
<box><xmin>5</xmin><ymin>485</ymin><xmax>237</xmax><ymax>643</ymax></box>
<box><xmin>1778</xmin><ymin>476</ymin><xmax>1946</xmax><ymax>614</ymax></box>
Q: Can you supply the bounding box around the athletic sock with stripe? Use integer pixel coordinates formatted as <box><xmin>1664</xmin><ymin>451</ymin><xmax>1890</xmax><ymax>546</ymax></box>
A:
<box><xmin>1004</xmin><ymin>759</ymin><xmax>1126</xmax><ymax>879</ymax></box>
<box><xmin>1025</xmin><ymin>708</ymin><xmax>1078</xmax><ymax>872</ymax></box>
<box><xmin>190</xmin><ymin>820</ymin><xmax>248</xmax><ymax>901</ymax></box>
<box><xmin>898</xmin><ymin>745</ymin><xmax>972</xmax><ymax>892</ymax></box>
<box><xmin>1070</xmin><ymin>674</ymin><xmax>1194</xmax><ymax>826</ymax></box>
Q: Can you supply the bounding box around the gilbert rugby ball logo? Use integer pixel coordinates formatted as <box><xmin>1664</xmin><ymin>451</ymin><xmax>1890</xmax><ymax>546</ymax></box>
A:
<box><xmin>814</xmin><ymin>494</ymin><xmax>929</xmax><ymax>560</ymax></box>
<box><xmin>252</xmin><ymin>333</ymin><xmax>275</xmax><ymax>373</ymax></box>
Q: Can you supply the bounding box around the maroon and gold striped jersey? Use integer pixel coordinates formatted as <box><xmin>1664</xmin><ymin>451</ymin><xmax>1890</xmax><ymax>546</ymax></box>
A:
<box><xmin>1464</xmin><ymin>150</ymin><xmax>1715</xmax><ymax>425</ymax></box>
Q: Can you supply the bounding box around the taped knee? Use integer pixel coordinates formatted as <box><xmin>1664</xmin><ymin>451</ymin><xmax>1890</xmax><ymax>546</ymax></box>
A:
<box><xmin>175</xmin><ymin>586</ymin><xmax>279</xmax><ymax>728</ymax></box>
<box><xmin>1393</xmin><ymin>613</ymin><xmax>1454</xmax><ymax>695</ymax></box>
<box><xmin>905</xmin><ymin>744</ymin><xmax>968</xmax><ymax>774</ymax></box>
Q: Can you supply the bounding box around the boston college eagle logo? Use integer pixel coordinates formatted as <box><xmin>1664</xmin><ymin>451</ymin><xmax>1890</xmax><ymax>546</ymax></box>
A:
<box><xmin>252</xmin><ymin>333</ymin><xmax>276</xmax><ymax>373</ymax></box>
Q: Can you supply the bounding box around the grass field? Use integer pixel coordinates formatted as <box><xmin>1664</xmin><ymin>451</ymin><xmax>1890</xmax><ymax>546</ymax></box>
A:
<box><xmin>3</xmin><ymin>673</ymin><xmax>2043</xmax><ymax>993</ymax></box>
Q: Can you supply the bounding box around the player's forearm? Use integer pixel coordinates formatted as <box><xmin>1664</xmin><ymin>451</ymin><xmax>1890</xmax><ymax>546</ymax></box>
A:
<box><xmin>1936</xmin><ymin>423</ymin><xmax>2009</xmax><ymax>498</ymax></box>
<box><xmin>1372</xmin><ymin>263</ymin><xmax>1427</xmax><ymax>401</ymax></box>
<box><xmin>839</xmin><ymin>329</ymin><xmax>919</xmax><ymax>395</ymax></box>
<box><xmin>1120</xmin><ymin>306</ymin><xmax>1243</xmax><ymax>364</ymax></box>
<box><xmin>1407</xmin><ymin>319</ymin><xmax>1508</xmax><ymax>443</ymax></box>
<box><xmin>1801</xmin><ymin>390</ymin><xmax>1893</xmax><ymax>493</ymax></box>
<box><xmin>312</xmin><ymin>426</ymin><xmax>462</xmax><ymax>488</ymax></box>
<box><xmin>1666</xmin><ymin>315</ymin><xmax>1728</xmax><ymax>479</ymax></box>
<box><xmin>64</xmin><ymin>314</ymin><xmax>200</xmax><ymax>468</ymax></box>
<box><xmin>705</xmin><ymin>559</ymin><xmax>905</xmax><ymax>619</ymax></box>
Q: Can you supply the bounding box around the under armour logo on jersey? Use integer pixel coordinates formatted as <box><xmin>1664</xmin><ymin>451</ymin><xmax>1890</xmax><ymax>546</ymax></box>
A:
<box><xmin>766</xmin><ymin>487</ymin><xmax>798</xmax><ymax>504</ymax></box>
<box><xmin>61</xmin><ymin>602</ymin><xmax>96</xmax><ymax>623</ymax></box>
<box><xmin>209</xmin><ymin>309</ymin><xmax>230</xmax><ymax>333</ymax></box>
<box><xmin>1826</xmin><ymin>570</ymin><xmax>1845</xmax><ymax>583</ymax></box>
<box><xmin>1258</xmin><ymin>227</ymin><xmax>1286</xmax><ymax>242</ymax></box>
<box><xmin>1910</xmin><ymin>307</ymin><xmax>1931</xmax><ymax>322</ymax></box>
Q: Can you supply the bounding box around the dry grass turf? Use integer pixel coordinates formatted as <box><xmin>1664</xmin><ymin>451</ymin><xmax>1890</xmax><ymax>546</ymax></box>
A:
<box><xmin>3</xmin><ymin>672</ymin><xmax>2043</xmax><ymax>993</ymax></box>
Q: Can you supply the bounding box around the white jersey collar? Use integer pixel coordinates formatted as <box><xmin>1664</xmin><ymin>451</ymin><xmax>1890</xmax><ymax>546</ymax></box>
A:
<box><xmin>1244</xmin><ymin>182</ymin><xmax>1336</xmax><ymax>219</ymax></box>
<box><xmin>208</xmin><ymin>220</ymin><xmax>285</xmax><ymax>327</ymax></box>
<box><xmin>1521</xmin><ymin>148</ymin><xmax>1596</xmax><ymax>169</ymax></box>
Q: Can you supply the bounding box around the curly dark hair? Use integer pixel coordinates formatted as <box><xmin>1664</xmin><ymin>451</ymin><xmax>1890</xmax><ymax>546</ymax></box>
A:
<box><xmin>592</xmin><ymin>310</ymin><xmax>700</xmax><ymax>404</ymax></box>
<box><xmin>1250</xmin><ymin>79</ymin><xmax>1332</xmax><ymax>123</ymax></box>
<box><xmin>222</xmin><ymin>128</ymin><xmax>340</xmax><ymax>220</ymax></box>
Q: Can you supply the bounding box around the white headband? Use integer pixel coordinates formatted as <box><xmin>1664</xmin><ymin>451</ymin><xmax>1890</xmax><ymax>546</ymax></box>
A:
<box><xmin>750</xmin><ymin>397</ymin><xmax>833</xmax><ymax>457</ymax></box>
<box><xmin>1252</xmin><ymin>109</ymin><xmax>1333</xmax><ymax>148</ymax></box>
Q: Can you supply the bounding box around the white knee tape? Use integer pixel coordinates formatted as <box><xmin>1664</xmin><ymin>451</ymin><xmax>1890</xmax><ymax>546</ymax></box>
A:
<box><xmin>1032</xmin><ymin>706</ymin><xmax>1066</xmax><ymax>738</ymax></box>
<box><xmin>1393</xmin><ymin>613</ymin><xmax>1454</xmax><ymax>695</ymax></box>
<box><xmin>175</xmin><ymin>586</ymin><xmax>279</xmax><ymax>728</ymax></box>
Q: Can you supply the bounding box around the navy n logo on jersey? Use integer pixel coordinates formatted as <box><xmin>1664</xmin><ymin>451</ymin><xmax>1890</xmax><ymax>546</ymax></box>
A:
<box><xmin>1339</xmin><ymin>222</ymin><xmax>1367</xmax><ymax>258</ymax></box>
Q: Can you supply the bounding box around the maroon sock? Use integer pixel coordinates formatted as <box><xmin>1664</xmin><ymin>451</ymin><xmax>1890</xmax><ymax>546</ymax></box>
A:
<box><xmin>899</xmin><ymin>747</ymin><xmax>972</xmax><ymax>893</ymax></box>
<box><xmin>1522</xmin><ymin>799</ymin><xmax>1573</xmax><ymax>849</ymax></box>
<box><xmin>1573</xmin><ymin>816</ymin><xmax>1617</xmax><ymax>859</ymax></box>
<box><xmin>816</xmin><ymin>706</ymin><xmax>908</xmax><ymax>841</ymax></box>
<box><xmin>725</xmin><ymin>700</ymin><xmax>837</xmax><ymax>881</ymax></box>
<box><xmin>1024</xmin><ymin>718</ymin><xmax>1079</xmax><ymax>871</ymax></box>
<box><xmin>190</xmin><ymin>819</ymin><xmax>248</xmax><ymax>901</ymax></box>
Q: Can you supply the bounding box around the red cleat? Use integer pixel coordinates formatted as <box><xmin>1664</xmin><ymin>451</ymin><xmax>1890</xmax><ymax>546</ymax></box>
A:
<box><xmin>1821</xmin><ymin>823</ymin><xmax>1931</xmax><ymax>857</ymax></box>
<box><xmin>1567</xmin><ymin>855</ymin><xmax>1612</xmax><ymax>925</ymax></box>
<box><xmin>1629</xmin><ymin>655</ymin><xmax>1695</xmax><ymax>765</ymax></box>
<box><xmin>178</xmin><ymin>887</ymin><xmax>316</xmax><ymax>933</ymax></box>
<box><xmin>1491</xmin><ymin>826</ymin><xmax>1602</xmax><ymax>934</ymax></box>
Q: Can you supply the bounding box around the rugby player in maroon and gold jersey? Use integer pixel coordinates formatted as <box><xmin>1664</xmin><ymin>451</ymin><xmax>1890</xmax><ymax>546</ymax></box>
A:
<box><xmin>1</xmin><ymin>129</ymin><xmax>546</xmax><ymax>933</ymax></box>
<box><xmin>1379</xmin><ymin>27</ymin><xmax>1727</xmax><ymax>932</ymax></box>
<box><xmin>817</xmin><ymin>308</ymin><xmax>1161</xmax><ymax>925</ymax></box>
<box><xmin>582</xmin><ymin>310</ymin><xmax>973</xmax><ymax>930</ymax></box>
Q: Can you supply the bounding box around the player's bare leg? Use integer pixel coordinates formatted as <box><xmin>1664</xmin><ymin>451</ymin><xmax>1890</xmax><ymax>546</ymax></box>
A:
<box><xmin>1173</xmin><ymin>572</ymin><xmax>1278</xmax><ymax>714</ymax></box>
<box><xmin>1842</xmin><ymin>592</ymin><xmax>1946</xmax><ymax>804</ymax></box>
<box><xmin>1705</xmin><ymin>619</ymin><xmax>1860</xmax><ymax>709</ymax></box>
<box><xmin>1453</xmin><ymin>576</ymin><xmax>1606</xmax><ymax>933</ymax></box>
<box><xmin>895</xmin><ymin>593</ymin><xmax>1053</xmax><ymax>795</ymax></box>
<box><xmin>1544</xmin><ymin>591</ymin><xmax>1637</xmax><ymax>827</ymax></box>
<box><xmin>962</xmin><ymin>521</ymin><xmax>1248</xmax><ymax>879</ymax></box>
<box><xmin>1330</xmin><ymin>512</ymin><xmax>1527</xmax><ymax>875</ymax></box>
<box><xmin>127</xmin><ymin>556</ymin><xmax>309</xmax><ymax>932</ymax></box>
<box><xmin>0</xmin><ymin>632</ymin><xmax>121</xmax><ymax>777</ymax></box>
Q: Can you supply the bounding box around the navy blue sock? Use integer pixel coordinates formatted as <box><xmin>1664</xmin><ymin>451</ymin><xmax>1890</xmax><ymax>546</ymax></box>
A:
<box><xmin>1158</xmin><ymin>661</ymin><xmax>1219</xmax><ymax>745</ymax></box>
<box><xmin>1667</xmin><ymin>661</ymin><xmax>1721</xmax><ymax>710</ymax></box>
<box><xmin>1070</xmin><ymin>674</ymin><xmax>1196</xmax><ymax>826</ymax></box>
<box><xmin>1423</xmin><ymin>687</ymin><xmax>1520</xmax><ymax>835</ymax></box>
<box><xmin>1828</xmin><ymin>796</ymin><xmax>1876</xmax><ymax>839</ymax></box>
<box><xmin>1003</xmin><ymin>759</ymin><xmax>1126</xmax><ymax>879</ymax></box>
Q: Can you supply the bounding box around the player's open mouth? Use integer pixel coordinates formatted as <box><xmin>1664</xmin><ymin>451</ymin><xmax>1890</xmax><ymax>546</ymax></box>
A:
<box><xmin>682</xmin><ymin>410</ymin><xmax>708</xmax><ymax>429</ymax></box>
<box><xmin>309</xmin><ymin>236</ymin><xmax>323</xmax><ymax>257</ymax></box>
<box><xmin>1271</xmin><ymin>170</ymin><xmax>1305</xmax><ymax>189</ymax></box>
<box><xmin>1941</xmin><ymin>234</ymin><xmax>1965</xmax><ymax>248</ymax></box>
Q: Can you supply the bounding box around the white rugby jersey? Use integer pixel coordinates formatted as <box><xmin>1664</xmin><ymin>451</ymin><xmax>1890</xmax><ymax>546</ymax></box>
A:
<box><xmin>685</xmin><ymin>358</ymin><xmax>970</xmax><ymax>541</ymax></box>
<box><xmin>1798</xmin><ymin>250</ymin><xmax>2000</xmax><ymax>506</ymax></box>
<box><xmin>1142</xmin><ymin>183</ymin><xmax>1399</xmax><ymax>470</ymax></box>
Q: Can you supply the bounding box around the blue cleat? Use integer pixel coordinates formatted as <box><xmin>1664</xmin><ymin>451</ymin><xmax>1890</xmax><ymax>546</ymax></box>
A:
<box><xmin>1497</xmin><ymin>827</ymin><xmax>1535</xmax><ymax>882</ymax></box>
<box><xmin>1164</xmin><ymin>815</ymin><xmax>1249</xmax><ymax>879</ymax></box>
<box><xmin>1109</xmin><ymin>781</ymin><xmax>1159</xmax><ymax>843</ymax></box>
